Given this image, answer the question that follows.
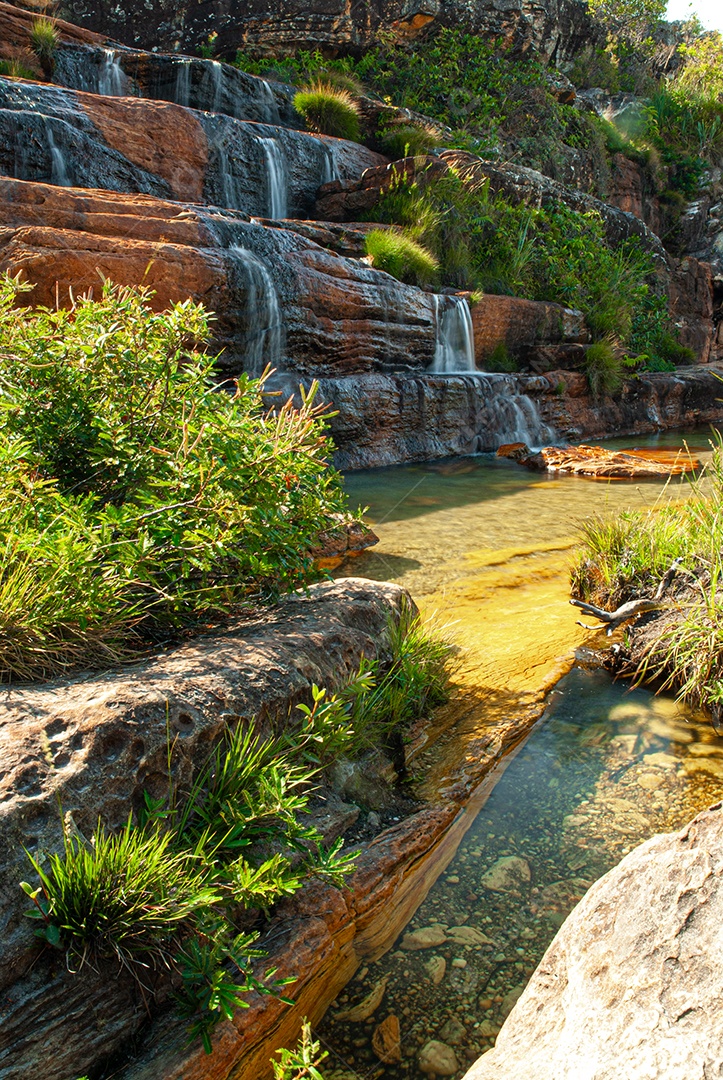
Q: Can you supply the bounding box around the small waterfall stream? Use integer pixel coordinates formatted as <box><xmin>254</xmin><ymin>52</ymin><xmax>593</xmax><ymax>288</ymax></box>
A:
<box><xmin>229</xmin><ymin>246</ymin><xmax>283</xmax><ymax>374</ymax></box>
<box><xmin>209</xmin><ymin>61</ymin><xmax>224</xmax><ymax>113</ymax></box>
<box><xmin>174</xmin><ymin>59</ymin><xmax>191</xmax><ymax>107</ymax></box>
<box><xmin>46</xmin><ymin>124</ymin><xmax>71</xmax><ymax>186</ymax></box>
<box><xmin>258</xmin><ymin>137</ymin><xmax>288</xmax><ymax>219</ymax></box>
<box><xmin>432</xmin><ymin>295</ymin><xmax>476</xmax><ymax>374</ymax></box>
<box><xmin>98</xmin><ymin>49</ymin><xmax>127</xmax><ymax>96</ymax></box>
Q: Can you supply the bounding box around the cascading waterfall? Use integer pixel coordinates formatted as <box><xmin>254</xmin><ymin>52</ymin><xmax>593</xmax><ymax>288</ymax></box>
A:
<box><xmin>432</xmin><ymin>295</ymin><xmax>476</xmax><ymax>373</ymax></box>
<box><xmin>229</xmin><ymin>246</ymin><xmax>283</xmax><ymax>375</ymax></box>
<box><xmin>46</xmin><ymin>124</ymin><xmax>71</xmax><ymax>186</ymax></box>
<box><xmin>174</xmin><ymin>59</ymin><xmax>191</xmax><ymax>107</ymax></box>
<box><xmin>258</xmin><ymin>137</ymin><xmax>288</xmax><ymax>219</ymax></box>
<box><xmin>98</xmin><ymin>49</ymin><xmax>127</xmax><ymax>96</ymax></box>
<box><xmin>430</xmin><ymin>295</ymin><xmax>554</xmax><ymax>449</ymax></box>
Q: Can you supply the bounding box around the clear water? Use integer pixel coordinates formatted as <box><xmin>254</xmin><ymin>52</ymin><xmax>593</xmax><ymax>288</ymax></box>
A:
<box><xmin>317</xmin><ymin>426</ymin><xmax>723</xmax><ymax>1080</ymax></box>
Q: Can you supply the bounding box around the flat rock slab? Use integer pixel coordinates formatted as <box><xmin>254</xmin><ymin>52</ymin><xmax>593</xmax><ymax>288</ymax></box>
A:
<box><xmin>463</xmin><ymin>802</ymin><xmax>723</xmax><ymax>1080</ymax></box>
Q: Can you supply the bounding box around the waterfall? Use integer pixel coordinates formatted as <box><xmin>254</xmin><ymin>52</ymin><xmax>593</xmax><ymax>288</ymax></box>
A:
<box><xmin>229</xmin><ymin>246</ymin><xmax>283</xmax><ymax>375</ymax></box>
<box><xmin>46</xmin><ymin>125</ymin><xmax>71</xmax><ymax>186</ymax></box>
<box><xmin>98</xmin><ymin>49</ymin><xmax>127</xmax><ymax>96</ymax></box>
<box><xmin>210</xmin><ymin>61</ymin><xmax>224</xmax><ymax>113</ymax></box>
<box><xmin>259</xmin><ymin>80</ymin><xmax>281</xmax><ymax>124</ymax></box>
<box><xmin>475</xmin><ymin>375</ymin><xmax>556</xmax><ymax>449</ymax></box>
<box><xmin>258</xmin><ymin>137</ymin><xmax>288</xmax><ymax>219</ymax></box>
<box><xmin>175</xmin><ymin>59</ymin><xmax>191</xmax><ymax>107</ymax></box>
<box><xmin>321</xmin><ymin>144</ymin><xmax>338</xmax><ymax>185</ymax></box>
<box><xmin>432</xmin><ymin>296</ymin><xmax>476</xmax><ymax>373</ymax></box>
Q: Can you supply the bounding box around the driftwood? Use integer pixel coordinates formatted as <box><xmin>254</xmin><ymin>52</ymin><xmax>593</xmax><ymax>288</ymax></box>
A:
<box><xmin>497</xmin><ymin>443</ymin><xmax>700</xmax><ymax>479</ymax></box>
<box><xmin>570</xmin><ymin>558</ymin><xmax>683</xmax><ymax>635</ymax></box>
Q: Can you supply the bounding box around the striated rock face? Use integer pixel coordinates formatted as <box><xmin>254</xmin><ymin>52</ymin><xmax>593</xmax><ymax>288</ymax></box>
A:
<box><xmin>0</xmin><ymin>178</ymin><xmax>441</xmax><ymax>376</ymax></box>
<box><xmin>59</xmin><ymin>0</ymin><xmax>598</xmax><ymax>64</ymax></box>
<box><xmin>471</xmin><ymin>295</ymin><xmax>588</xmax><ymax>365</ymax></box>
<box><xmin>0</xmin><ymin>578</ymin><xmax>407</xmax><ymax>1080</ymax></box>
<box><xmin>463</xmin><ymin>803</ymin><xmax>723</xmax><ymax>1080</ymax></box>
<box><xmin>0</xmin><ymin>77</ymin><xmax>383</xmax><ymax>217</ymax></box>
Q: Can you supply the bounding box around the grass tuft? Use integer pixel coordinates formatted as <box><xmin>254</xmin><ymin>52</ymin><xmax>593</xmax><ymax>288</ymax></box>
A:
<box><xmin>294</xmin><ymin>82</ymin><xmax>361</xmax><ymax>142</ymax></box>
<box><xmin>364</xmin><ymin>229</ymin><xmax>439</xmax><ymax>286</ymax></box>
<box><xmin>29</xmin><ymin>17</ymin><xmax>59</xmax><ymax>70</ymax></box>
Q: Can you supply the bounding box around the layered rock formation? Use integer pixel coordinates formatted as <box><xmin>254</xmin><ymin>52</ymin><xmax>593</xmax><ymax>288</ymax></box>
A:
<box><xmin>59</xmin><ymin>0</ymin><xmax>599</xmax><ymax>64</ymax></box>
<box><xmin>463</xmin><ymin>803</ymin><xmax>723</xmax><ymax>1080</ymax></box>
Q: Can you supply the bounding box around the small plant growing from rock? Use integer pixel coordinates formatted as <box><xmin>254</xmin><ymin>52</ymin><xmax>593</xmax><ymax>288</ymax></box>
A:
<box><xmin>294</xmin><ymin>81</ymin><xmax>361</xmax><ymax>142</ymax></box>
<box><xmin>364</xmin><ymin>229</ymin><xmax>439</xmax><ymax>286</ymax></box>
<box><xmin>0</xmin><ymin>58</ymin><xmax>38</xmax><ymax>80</ymax></box>
<box><xmin>271</xmin><ymin>1020</ymin><xmax>328</xmax><ymax>1079</ymax></box>
<box><xmin>379</xmin><ymin>122</ymin><xmax>443</xmax><ymax>159</ymax></box>
<box><xmin>29</xmin><ymin>17</ymin><xmax>59</xmax><ymax>75</ymax></box>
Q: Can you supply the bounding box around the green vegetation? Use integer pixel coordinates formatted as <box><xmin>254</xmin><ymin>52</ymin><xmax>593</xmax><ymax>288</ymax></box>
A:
<box><xmin>0</xmin><ymin>276</ymin><xmax>347</xmax><ymax>680</ymax></box>
<box><xmin>367</xmin><ymin>165</ymin><xmax>685</xmax><ymax>371</ymax></box>
<box><xmin>571</xmin><ymin>441</ymin><xmax>723</xmax><ymax>714</ymax></box>
<box><xmin>22</xmin><ymin>607</ymin><xmax>451</xmax><ymax>1050</ymax></box>
<box><xmin>29</xmin><ymin>16</ymin><xmax>59</xmax><ymax>72</ymax></box>
<box><xmin>485</xmin><ymin>342</ymin><xmax>518</xmax><ymax>373</ymax></box>
<box><xmin>271</xmin><ymin>1020</ymin><xmax>327</xmax><ymax>1079</ymax></box>
<box><xmin>582</xmin><ymin>340</ymin><xmax>634</xmax><ymax>397</ymax></box>
<box><xmin>293</xmin><ymin>82</ymin><xmax>361</xmax><ymax>142</ymax></box>
<box><xmin>379</xmin><ymin>123</ymin><xmax>443</xmax><ymax>159</ymax></box>
<box><xmin>364</xmin><ymin>229</ymin><xmax>439</xmax><ymax>286</ymax></box>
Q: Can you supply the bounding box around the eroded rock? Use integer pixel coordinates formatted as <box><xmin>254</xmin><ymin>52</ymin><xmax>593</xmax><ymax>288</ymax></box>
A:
<box><xmin>419</xmin><ymin>1039</ymin><xmax>460</xmax><ymax>1076</ymax></box>
<box><xmin>401</xmin><ymin>925</ymin><xmax>448</xmax><ymax>949</ymax></box>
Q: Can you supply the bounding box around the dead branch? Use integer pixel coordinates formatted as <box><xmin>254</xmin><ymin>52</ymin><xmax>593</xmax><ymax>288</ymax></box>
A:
<box><xmin>570</xmin><ymin>558</ymin><xmax>683</xmax><ymax>635</ymax></box>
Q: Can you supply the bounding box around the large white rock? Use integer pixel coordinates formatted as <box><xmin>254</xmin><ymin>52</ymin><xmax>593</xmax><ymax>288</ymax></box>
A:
<box><xmin>463</xmin><ymin>804</ymin><xmax>723</xmax><ymax>1080</ymax></box>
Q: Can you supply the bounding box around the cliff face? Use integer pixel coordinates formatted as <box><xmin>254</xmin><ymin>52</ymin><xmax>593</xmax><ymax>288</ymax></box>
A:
<box><xmin>59</xmin><ymin>0</ymin><xmax>599</xmax><ymax>63</ymax></box>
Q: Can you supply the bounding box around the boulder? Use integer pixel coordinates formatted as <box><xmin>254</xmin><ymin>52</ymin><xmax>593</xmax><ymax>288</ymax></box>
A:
<box><xmin>463</xmin><ymin>803</ymin><xmax>723</xmax><ymax>1080</ymax></box>
<box><xmin>511</xmin><ymin>442</ymin><xmax>701</xmax><ymax>478</ymax></box>
<box><xmin>479</xmin><ymin>856</ymin><xmax>531</xmax><ymax>893</ymax></box>
<box><xmin>419</xmin><ymin>1039</ymin><xmax>460</xmax><ymax>1076</ymax></box>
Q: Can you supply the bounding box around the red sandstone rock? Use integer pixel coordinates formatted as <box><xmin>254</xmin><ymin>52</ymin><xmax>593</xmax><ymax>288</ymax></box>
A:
<box><xmin>0</xmin><ymin>0</ymin><xmax>105</xmax><ymax>74</ymax></box>
<box><xmin>512</xmin><ymin>442</ymin><xmax>701</xmax><ymax>478</ymax></box>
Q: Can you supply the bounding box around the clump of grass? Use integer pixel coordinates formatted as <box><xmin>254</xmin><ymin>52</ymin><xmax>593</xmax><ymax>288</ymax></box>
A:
<box><xmin>484</xmin><ymin>341</ymin><xmax>518</xmax><ymax>373</ymax></box>
<box><xmin>0</xmin><ymin>58</ymin><xmax>37</xmax><ymax>80</ymax></box>
<box><xmin>364</xmin><ymin>229</ymin><xmax>439</xmax><ymax>286</ymax></box>
<box><xmin>582</xmin><ymin>340</ymin><xmax>625</xmax><ymax>397</ymax></box>
<box><xmin>571</xmin><ymin>442</ymin><xmax>723</xmax><ymax>717</ymax></box>
<box><xmin>29</xmin><ymin>17</ymin><xmax>59</xmax><ymax>73</ymax></box>
<box><xmin>22</xmin><ymin>608</ymin><xmax>452</xmax><ymax>1051</ymax></box>
<box><xmin>379</xmin><ymin>123</ymin><xmax>443</xmax><ymax>159</ymax></box>
<box><xmin>294</xmin><ymin>81</ymin><xmax>361</xmax><ymax>142</ymax></box>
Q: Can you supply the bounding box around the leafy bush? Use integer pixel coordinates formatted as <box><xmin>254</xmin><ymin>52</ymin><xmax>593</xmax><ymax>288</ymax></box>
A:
<box><xmin>294</xmin><ymin>82</ymin><xmax>361</xmax><ymax>142</ymax></box>
<box><xmin>29</xmin><ymin>17</ymin><xmax>59</xmax><ymax>71</ymax></box>
<box><xmin>272</xmin><ymin>1020</ymin><xmax>327</xmax><ymax>1080</ymax></box>
<box><xmin>364</xmin><ymin>229</ymin><xmax>439</xmax><ymax>285</ymax></box>
<box><xmin>0</xmin><ymin>276</ymin><xmax>347</xmax><ymax>679</ymax></box>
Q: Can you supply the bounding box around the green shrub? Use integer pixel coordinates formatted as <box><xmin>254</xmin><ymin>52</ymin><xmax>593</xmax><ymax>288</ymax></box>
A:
<box><xmin>379</xmin><ymin>123</ymin><xmax>443</xmax><ymax>159</ymax></box>
<box><xmin>0</xmin><ymin>276</ymin><xmax>347</xmax><ymax>679</ymax></box>
<box><xmin>364</xmin><ymin>229</ymin><xmax>439</xmax><ymax>285</ymax></box>
<box><xmin>29</xmin><ymin>17</ymin><xmax>59</xmax><ymax>71</ymax></box>
<box><xmin>294</xmin><ymin>82</ymin><xmax>361</xmax><ymax>142</ymax></box>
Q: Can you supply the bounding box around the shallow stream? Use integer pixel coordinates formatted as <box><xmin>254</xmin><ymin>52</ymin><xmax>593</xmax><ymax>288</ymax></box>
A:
<box><xmin>317</xmin><ymin>430</ymin><xmax>723</xmax><ymax>1080</ymax></box>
